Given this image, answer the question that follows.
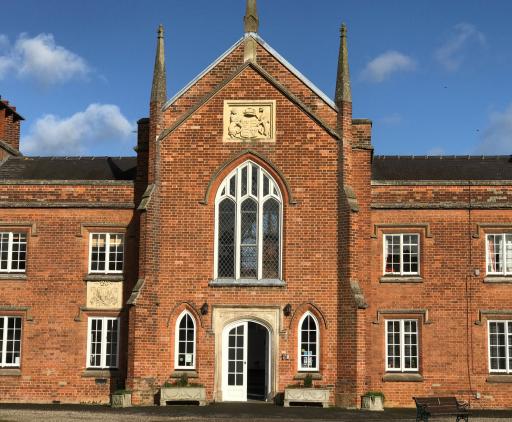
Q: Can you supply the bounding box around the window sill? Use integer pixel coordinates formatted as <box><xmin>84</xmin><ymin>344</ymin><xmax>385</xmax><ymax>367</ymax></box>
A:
<box><xmin>85</xmin><ymin>274</ymin><xmax>124</xmax><ymax>282</ymax></box>
<box><xmin>0</xmin><ymin>273</ymin><xmax>27</xmax><ymax>281</ymax></box>
<box><xmin>294</xmin><ymin>372</ymin><xmax>322</xmax><ymax>380</ymax></box>
<box><xmin>171</xmin><ymin>370</ymin><xmax>198</xmax><ymax>379</ymax></box>
<box><xmin>487</xmin><ymin>375</ymin><xmax>512</xmax><ymax>383</ymax></box>
<box><xmin>209</xmin><ymin>279</ymin><xmax>286</xmax><ymax>287</ymax></box>
<box><xmin>380</xmin><ymin>276</ymin><xmax>423</xmax><ymax>283</ymax></box>
<box><xmin>484</xmin><ymin>276</ymin><xmax>512</xmax><ymax>284</ymax></box>
<box><xmin>0</xmin><ymin>368</ymin><xmax>21</xmax><ymax>376</ymax></box>
<box><xmin>382</xmin><ymin>373</ymin><xmax>423</xmax><ymax>382</ymax></box>
<box><xmin>82</xmin><ymin>369</ymin><xmax>119</xmax><ymax>378</ymax></box>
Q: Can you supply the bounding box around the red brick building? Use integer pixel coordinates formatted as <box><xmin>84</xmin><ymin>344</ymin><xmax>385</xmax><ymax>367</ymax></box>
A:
<box><xmin>1</xmin><ymin>0</ymin><xmax>512</xmax><ymax>409</ymax></box>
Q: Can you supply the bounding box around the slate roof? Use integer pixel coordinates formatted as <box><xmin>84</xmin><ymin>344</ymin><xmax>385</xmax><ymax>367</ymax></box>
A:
<box><xmin>373</xmin><ymin>156</ymin><xmax>512</xmax><ymax>181</ymax></box>
<box><xmin>0</xmin><ymin>156</ymin><xmax>137</xmax><ymax>181</ymax></box>
<box><xmin>0</xmin><ymin>155</ymin><xmax>510</xmax><ymax>182</ymax></box>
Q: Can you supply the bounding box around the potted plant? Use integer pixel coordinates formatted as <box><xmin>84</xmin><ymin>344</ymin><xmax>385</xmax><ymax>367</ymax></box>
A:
<box><xmin>284</xmin><ymin>374</ymin><xmax>330</xmax><ymax>407</ymax></box>
<box><xmin>160</xmin><ymin>373</ymin><xmax>207</xmax><ymax>406</ymax></box>
<box><xmin>111</xmin><ymin>389</ymin><xmax>132</xmax><ymax>408</ymax></box>
<box><xmin>361</xmin><ymin>391</ymin><xmax>385</xmax><ymax>411</ymax></box>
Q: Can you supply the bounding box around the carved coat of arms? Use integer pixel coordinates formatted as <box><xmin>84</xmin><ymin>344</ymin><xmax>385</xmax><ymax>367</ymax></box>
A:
<box><xmin>224</xmin><ymin>100</ymin><xmax>275</xmax><ymax>142</ymax></box>
<box><xmin>87</xmin><ymin>281</ymin><xmax>122</xmax><ymax>309</ymax></box>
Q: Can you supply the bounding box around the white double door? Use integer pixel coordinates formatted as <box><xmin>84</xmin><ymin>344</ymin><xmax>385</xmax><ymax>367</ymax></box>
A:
<box><xmin>222</xmin><ymin>321</ymin><xmax>249</xmax><ymax>402</ymax></box>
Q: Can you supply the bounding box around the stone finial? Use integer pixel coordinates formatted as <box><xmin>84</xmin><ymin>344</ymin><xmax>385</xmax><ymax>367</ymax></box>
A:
<box><xmin>244</xmin><ymin>0</ymin><xmax>259</xmax><ymax>33</ymax></box>
<box><xmin>335</xmin><ymin>23</ymin><xmax>352</xmax><ymax>104</ymax></box>
<box><xmin>150</xmin><ymin>24</ymin><xmax>167</xmax><ymax>104</ymax></box>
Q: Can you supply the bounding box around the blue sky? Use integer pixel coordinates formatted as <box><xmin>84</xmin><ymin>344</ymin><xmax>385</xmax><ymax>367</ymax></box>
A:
<box><xmin>1</xmin><ymin>0</ymin><xmax>511</xmax><ymax>157</ymax></box>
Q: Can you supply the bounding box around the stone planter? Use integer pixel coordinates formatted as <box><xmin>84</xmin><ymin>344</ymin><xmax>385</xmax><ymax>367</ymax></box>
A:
<box><xmin>111</xmin><ymin>392</ymin><xmax>132</xmax><ymax>408</ymax></box>
<box><xmin>361</xmin><ymin>395</ymin><xmax>384</xmax><ymax>411</ymax></box>
<box><xmin>160</xmin><ymin>386</ymin><xmax>207</xmax><ymax>406</ymax></box>
<box><xmin>283</xmin><ymin>387</ymin><xmax>330</xmax><ymax>407</ymax></box>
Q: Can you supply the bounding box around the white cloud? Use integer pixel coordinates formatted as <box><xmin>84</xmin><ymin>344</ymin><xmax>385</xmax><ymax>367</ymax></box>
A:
<box><xmin>360</xmin><ymin>51</ymin><xmax>416</xmax><ymax>83</ymax></box>
<box><xmin>0</xmin><ymin>33</ymin><xmax>90</xmax><ymax>86</ymax></box>
<box><xmin>435</xmin><ymin>23</ymin><xmax>485</xmax><ymax>71</ymax></box>
<box><xmin>21</xmin><ymin>104</ymin><xmax>135</xmax><ymax>155</ymax></box>
<box><xmin>475</xmin><ymin>103</ymin><xmax>512</xmax><ymax>154</ymax></box>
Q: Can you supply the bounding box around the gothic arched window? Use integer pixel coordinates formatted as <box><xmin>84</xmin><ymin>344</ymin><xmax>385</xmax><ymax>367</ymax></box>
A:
<box><xmin>298</xmin><ymin>312</ymin><xmax>319</xmax><ymax>371</ymax></box>
<box><xmin>215</xmin><ymin>161</ymin><xmax>282</xmax><ymax>280</ymax></box>
<box><xmin>174</xmin><ymin>310</ymin><xmax>196</xmax><ymax>369</ymax></box>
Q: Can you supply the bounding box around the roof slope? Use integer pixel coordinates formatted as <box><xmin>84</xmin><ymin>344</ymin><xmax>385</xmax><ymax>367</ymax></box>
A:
<box><xmin>373</xmin><ymin>156</ymin><xmax>512</xmax><ymax>181</ymax></box>
<box><xmin>163</xmin><ymin>34</ymin><xmax>337</xmax><ymax>112</ymax></box>
<box><xmin>0</xmin><ymin>156</ymin><xmax>136</xmax><ymax>181</ymax></box>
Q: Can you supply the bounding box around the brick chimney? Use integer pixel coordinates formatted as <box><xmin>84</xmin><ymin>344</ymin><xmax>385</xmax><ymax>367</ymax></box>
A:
<box><xmin>0</xmin><ymin>98</ymin><xmax>24</xmax><ymax>157</ymax></box>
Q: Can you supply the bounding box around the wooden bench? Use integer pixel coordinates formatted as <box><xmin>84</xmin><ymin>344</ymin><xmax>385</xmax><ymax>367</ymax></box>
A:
<box><xmin>413</xmin><ymin>397</ymin><xmax>469</xmax><ymax>422</ymax></box>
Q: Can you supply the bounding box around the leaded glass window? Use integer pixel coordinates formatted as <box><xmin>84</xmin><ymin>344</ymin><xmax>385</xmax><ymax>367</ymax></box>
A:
<box><xmin>175</xmin><ymin>311</ymin><xmax>196</xmax><ymax>369</ymax></box>
<box><xmin>215</xmin><ymin>161</ymin><xmax>282</xmax><ymax>280</ymax></box>
<box><xmin>298</xmin><ymin>313</ymin><xmax>319</xmax><ymax>371</ymax></box>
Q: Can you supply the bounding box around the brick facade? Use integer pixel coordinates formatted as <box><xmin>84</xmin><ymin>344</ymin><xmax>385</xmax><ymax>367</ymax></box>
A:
<box><xmin>0</xmin><ymin>8</ymin><xmax>511</xmax><ymax>409</ymax></box>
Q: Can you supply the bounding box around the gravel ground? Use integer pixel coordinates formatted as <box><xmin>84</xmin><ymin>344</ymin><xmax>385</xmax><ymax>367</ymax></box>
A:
<box><xmin>0</xmin><ymin>404</ymin><xmax>510</xmax><ymax>422</ymax></box>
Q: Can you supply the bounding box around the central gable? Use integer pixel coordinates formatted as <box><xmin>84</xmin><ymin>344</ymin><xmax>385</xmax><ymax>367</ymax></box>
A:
<box><xmin>163</xmin><ymin>35</ymin><xmax>338</xmax><ymax>131</ymax></box>
<box><xmin>159</xmin><ymin>63</ymin><xmax>339</xmax><ymax>143</ymax></box>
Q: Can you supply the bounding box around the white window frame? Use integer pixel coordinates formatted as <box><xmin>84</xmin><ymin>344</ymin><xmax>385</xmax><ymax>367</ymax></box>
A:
<box><xmin>383</xmin><ymin>233</ymin><xmax>420</xmax><ymax>276</ymax></box>
<box><xmin>486</xmin><ymin>234</ymin><xmax>512</xmax><ymax>276</ymax></box>
<box><xmin>297</xmin><ymin>312</ymin><xmax>320</xmax><ymax>372</ymax></box>
<box><xmin>214</xmin><ymin>161</ymin><xmax>283</xmax><ymax>280</ymax></box>
<box><xmin>0</xmin><ymin>316</ymin><xmax>22</xmax><ymax>368</ymax></box>
<box><xmin>385</xmin><ymin>319</ymin><xmax>419</xmax><ymax>373</ymax></box>
<box><xmin>488</xmin><ymin>320</ymin><xmax>512</xmax><ymax>374</ymax></box>
<box><xmin>0</xmin><ymin>232</ymin><xmax>27</xmax><ymax>273</ymax></box>
<box><xmin>86</xmin><ymin>317</ymin><xmax>120</xmax><ymax>369</ymax></box>
<box><xmin>88</xmin><ymin>233</ymin><xmax>125</xmax><ymax>274</ymax></box>
<box><xmin>174</xmin><ymin>310</ymin><xmax>196</xmax><ymax>370</ymax></box>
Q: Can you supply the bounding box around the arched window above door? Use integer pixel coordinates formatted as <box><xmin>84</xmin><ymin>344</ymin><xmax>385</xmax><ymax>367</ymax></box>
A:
<box><xmin>215</xmin><ymin>161</ymin><xmax>282</xmax><ymax>281</ymax></box>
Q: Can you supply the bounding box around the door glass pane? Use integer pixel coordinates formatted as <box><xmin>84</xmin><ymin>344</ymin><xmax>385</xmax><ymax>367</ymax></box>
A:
<box><xmin>227</xmin><ymin>325</ymin><xmax>245</xmax><ymax>386</ymax></box>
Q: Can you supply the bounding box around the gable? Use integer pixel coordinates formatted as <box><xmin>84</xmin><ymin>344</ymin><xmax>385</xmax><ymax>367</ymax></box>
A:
<box><xmin>159</xmin><ymin>62</ymin><xmax>339</xmax><ymax>143</ymax></box>
<box><xmin>163</xmin><ymin>35</ymin><xmax>337</xmax><ymax>131</ymax></box>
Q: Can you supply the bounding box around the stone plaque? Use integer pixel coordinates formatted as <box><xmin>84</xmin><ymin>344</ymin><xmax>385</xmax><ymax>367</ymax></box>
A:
<box><xmin>86</xmin><ymin>281</ymin><xmax>123</xmax><ymax>309</ymax></box>
<box><xmin>223</xmin><ymin>100</ymin><xmax>276</xmax><ymax>142</ymax></box>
